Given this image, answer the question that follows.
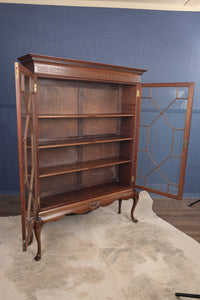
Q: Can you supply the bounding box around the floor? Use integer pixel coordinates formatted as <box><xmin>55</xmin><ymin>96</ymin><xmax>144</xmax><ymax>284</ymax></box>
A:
<box><xmin>0</xmin><ymin>195</ymin><xmax>199</xmax><ymax>243</ymax></box>
<box><xmin>152</xmin><ymin>197</ymin><xmax>200</xmax><ymax>244</ymax></box>
<box><xmin>0</xmin><ymin>195</ymin><xmax>21</xmax><ymax>216</ymax></box>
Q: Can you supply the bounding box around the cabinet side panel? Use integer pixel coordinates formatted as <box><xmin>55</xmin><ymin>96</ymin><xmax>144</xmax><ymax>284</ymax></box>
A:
<box><xmin>119</xmin><ymin>85</ymin><xmax>137</xmax><ymax>187</ymax></box>
<box><xmin>119</xmin><ymin>164</ymin><xmax>132</xmax><ymax>186</ymax></box>
<box><xmin>120</xmin><ymin>141</ymin><xmax>134</xmax><ymax>159</ymax></box>
<box><xmin>120</xmin><ymin>117</ymin><xmax>135</xmax><ymax>137</ymax></box>
<box><xmin>15</xmin><ymin>63</ymin><xmax>36</xmax><ymax>250</ymax></box>
<box><xmin>15</xmin><ymin>63</ymin><xmax>26</xmax><ymax>247</ymax></box>
<box><xmin>120</xmin><ymin>85</ymin><xmax>137</xmax><ymax>114</ymax></box>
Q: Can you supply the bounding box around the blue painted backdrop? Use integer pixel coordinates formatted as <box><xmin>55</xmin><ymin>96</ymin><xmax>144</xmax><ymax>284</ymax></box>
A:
<box><xmin>0</xmin><ymin>3</ymin><xmax>199</xmax><ymax>197</ymax></box>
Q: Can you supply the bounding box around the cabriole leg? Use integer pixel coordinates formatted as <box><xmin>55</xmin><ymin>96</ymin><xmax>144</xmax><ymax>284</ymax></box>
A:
<box><xmin>118</xmin><ymin>199</ymin><xmax>122</xmax><ymax>214</ymax></box>
<box><xmin>28</xmin><ymin>231</ymin><xmax>34</xmax><ymax>246</ymax></box>
<box><xmin>34</xmin><ymin>217</ymin><xmax>44</xmax><ymax>261</ymax></box>
<box><xmin>131</xmin><ymin>190</ymin><xmax>139</xmax><ymax>223</ymax></box>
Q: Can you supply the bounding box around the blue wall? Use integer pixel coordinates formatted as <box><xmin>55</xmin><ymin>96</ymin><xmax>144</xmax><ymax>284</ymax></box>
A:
<box><xmin>0</xmin><ymin>3</ymin><xmax>199</xmax><ymax>196</ymax></box>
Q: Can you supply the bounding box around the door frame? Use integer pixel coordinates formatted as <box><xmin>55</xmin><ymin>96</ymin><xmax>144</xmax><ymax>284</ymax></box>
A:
<box><xmin>15</xmin><ymin>62</ymin><xmax>38</xmax><ymax>250</ymax></box>
<box><xmin>134</xmin><ymin>82</ymin><xmax>194</xmax><ymax>200</ymax></box>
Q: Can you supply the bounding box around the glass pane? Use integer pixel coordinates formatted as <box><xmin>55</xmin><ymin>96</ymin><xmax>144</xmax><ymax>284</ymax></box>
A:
<box><xmin>159</xmin><ymin>156</ymin><xmax>181</xmax><ymax>185</ymax></box>
<box><xmin>146</xmin><ymin>169</ymin><xmax>168</xmax><ymax>193</ymax></box>
<box><xmin>168</xmin><ymin>184</ymin><xmax>179</xmax><ymax>195</ymax></box>
<box><xmin>136</xmin><ymin>176</ymin><xmax>145</xmax><ymax>186</ymax></box>
<box><xmin>138</xmin><ymin>126</ymin><xmax>148</xmax><ymax>151</ymax></box>
<box><xmin>140</xmin><ymin>98</ymin><xmax>160</xmax><ymax>126</ymax></box>
<box><xmin>178</xmin><ymin>87</ymin><xmax>188</xmax><ymax>98</ymax></box>
<box><xmin>164</xmin><ymin>99</ymin><xmax>187</xmax><ymax>130</ymax></box>
<box><xmin>136</xmin><ymin>83</ymin><xmax>192</xmax><ymax>198</ymax></box>
<box><xmin>152</xmin><ymin>87</ymin><xmax>177</xmax><ymax>111</ymax></box>
<box><xmin>142</xmin><ymin>87</ymin><xmax>151</xmax><ymax>98</ymax></box>
<box><xmin>148</xmin><ymin>116</ymin><xmax>173</xmax><ymax>165</ymax></box>
<box><xmin>137</xmin><ymin>151</ymin><xmax>155</xmax><ymax>177</ymax></box>
<box><xmin>172</xmin><ymin>130</ymin><xmax>184</xmax><ymax>157</ymax></box>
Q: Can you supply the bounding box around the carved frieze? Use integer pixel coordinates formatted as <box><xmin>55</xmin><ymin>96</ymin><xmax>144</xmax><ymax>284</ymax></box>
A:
<box><xmin>34</xmin><ymin>63</ymin><xmax>140</xmax><ymax>84</ymax></box>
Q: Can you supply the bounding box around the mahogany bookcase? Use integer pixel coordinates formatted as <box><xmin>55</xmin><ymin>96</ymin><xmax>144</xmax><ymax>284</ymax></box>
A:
<box><xmin>15</xmin><ymin>54</ymin><xmax>194</xmax><ymax>260</ymax></box>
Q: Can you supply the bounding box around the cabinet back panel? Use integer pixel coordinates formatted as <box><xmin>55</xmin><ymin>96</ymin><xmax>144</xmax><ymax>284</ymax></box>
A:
<box><xmin>35</xmin><ymin>78</ymin><xmax>136</xmax><ymax>200</ymax></box>
<box><xmin>82</xmin><ymin>143</ymin><xmax>119</xmax><ymax>161</ymax></box>
<box><xmin>37</xmin><ymin>78</ymin><xmax>79</xmax><ymax>115</ymax></box>
<box><xmin>81</xmin><ymin>83</ymin><xmax>120</xmax><ymax>114</ymax></box>
<box><xmin>39</xmin><ymin>147</ymin><xmax>78</xmax><ymax>168</ymax></box>
<box><xmin>40</xmin><ymin>166</ymin><xmax>119</xmax><ymax>199</ymax></box>
<box><xmin>39</xmin><ymin>142</ymin><xmax>120</xmax><ymax>168</ymax></box>
<box><xmin>38</xmin><ymin>119</ymin><xmax>78</xmax><ymax>139</ymax></box>
<box><xmin>83</xmin><ymin>118</ymin><xmax>119</xmax><ymax>136</ymax></box>
<box><xmin>37</xmin><ymin>79</ymin><xmax>121</xmax><ymax>115</ymax></box>
<box><xmin>82</xmin><ymin>166</ymin><xmax>118</xmax><ymax>186</ymax></box>
<box><xmin>40</xmin><ymin>173</ymin><xmax>78</xmax><ymax>198</ymax></box>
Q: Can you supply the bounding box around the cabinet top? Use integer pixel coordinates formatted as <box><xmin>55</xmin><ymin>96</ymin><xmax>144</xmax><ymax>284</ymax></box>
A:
<box><xmin>18</xmin><ymin>53</ymin><xmax>147</xmax><ymax>84</ymax></box>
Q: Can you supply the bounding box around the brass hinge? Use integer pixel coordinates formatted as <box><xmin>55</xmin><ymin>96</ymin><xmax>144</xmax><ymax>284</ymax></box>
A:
<box><xmin>183</xmin><ymin>139</ymin><xmax>189</xmax><ymax>149</ymax></box>
<box><xmin>136</xmin><ymin>90</ymin><xmax>140</xmax><ymax>98</ymax></box>
<box><xmin>15</xmin><ymin>64</ymin><xmax>19</xmax><ymax>79</ymax></box>
<box><xmin>34</xmin><ymin>83</ymin><xmax>37</xmax><ymax>93</ymax></box>
<box><xmin>131</xmin><ymin>175</ymin><xmax>134</xmax><ymax>182</ymax></box>
<box><xmin>37</xmin><ymin>196</ymin><xmax>40</xmax><ymax>205</ymax></box>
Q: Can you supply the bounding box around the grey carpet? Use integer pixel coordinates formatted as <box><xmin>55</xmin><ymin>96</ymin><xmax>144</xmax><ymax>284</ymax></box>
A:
<box><xmin>0</xmin><ymin>191</ymin><xmax>200</xmax><ymax>300</ymax></box>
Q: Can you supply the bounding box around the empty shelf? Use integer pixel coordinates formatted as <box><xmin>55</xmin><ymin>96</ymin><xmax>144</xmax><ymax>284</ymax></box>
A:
<box><xmin>38</xmin><ymin>135</ymin><xmax>133</xmax><ymax>149</ymax></box>
<box><xmin>39</xmin><ymin>182</ymin><xmax>133</xmax><ymax>210</ymax></box>
<box><xmin>39</xmin><ymin>156</ymin><xmax>131</xmax><ymax>178</ymax></box>
<box><xmin>37</xmin><ymin>113</ymin><xmax>134</xmax><ymax>118</ymax></box>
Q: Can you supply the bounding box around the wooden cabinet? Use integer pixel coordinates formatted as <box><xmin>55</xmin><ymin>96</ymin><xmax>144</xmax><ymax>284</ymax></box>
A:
<box><xmin>15</xmin><ymin>54</ymin><xmax>194</xmax><ymax>260</ymax></box>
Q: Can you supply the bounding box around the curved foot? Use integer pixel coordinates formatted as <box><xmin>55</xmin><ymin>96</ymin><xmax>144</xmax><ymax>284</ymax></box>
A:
<box><xmin>34</xmin><ymin>217</ymin><xmax>44</xmax><ymax>261</ymax></box>
<box><xmin>34</xmin><ymin>254</ymin><xmax>41</xmax><ymax>261</ymax></box>
<box><xmin>131</xmin><ymin>190</ymin><xmax>139</xmax><ymax>223</ymax></box>
<box><xmin>118</xmin><ymin>199</ymin><xmax>122</xmax><ymax>214</ymax></box>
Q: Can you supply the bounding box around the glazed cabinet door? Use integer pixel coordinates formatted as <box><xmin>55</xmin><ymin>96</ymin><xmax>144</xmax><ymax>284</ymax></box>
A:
<box><xmin>134</xmin><ymin>83</ymin><xmax>194</xmax><ymax>200</ymax></box>
<box><xmin>15</xmin><ymin>63</ymin><xmax>38</xmax><ymax>250</ymax></box>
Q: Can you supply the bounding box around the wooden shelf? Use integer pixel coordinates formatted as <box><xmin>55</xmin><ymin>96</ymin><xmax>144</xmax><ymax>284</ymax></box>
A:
<box><xmin>40</xmin><ymin>182</ymin><xmax>132</xmax><ymax>210</ymax></box>
<box><xmin>39</xmin><ymin>156</ymin><xmax>131</xmax><ymax>178</ymax></box>
<box><xmin>37</xmin><ymin>135</ymin><xmax>133</xmax><ymax>149</ymax></box>
<box><xmin>37</xmin><ymin>114</ymin><xmax>134</xmax><ymax>119</ymax></box>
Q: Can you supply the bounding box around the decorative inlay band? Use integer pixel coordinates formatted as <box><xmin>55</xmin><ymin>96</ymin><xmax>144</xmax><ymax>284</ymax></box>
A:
<box><xmin>35</xmin><ymin>63</ymin><xmax>140</xmax><ymax>83</ymax></box>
